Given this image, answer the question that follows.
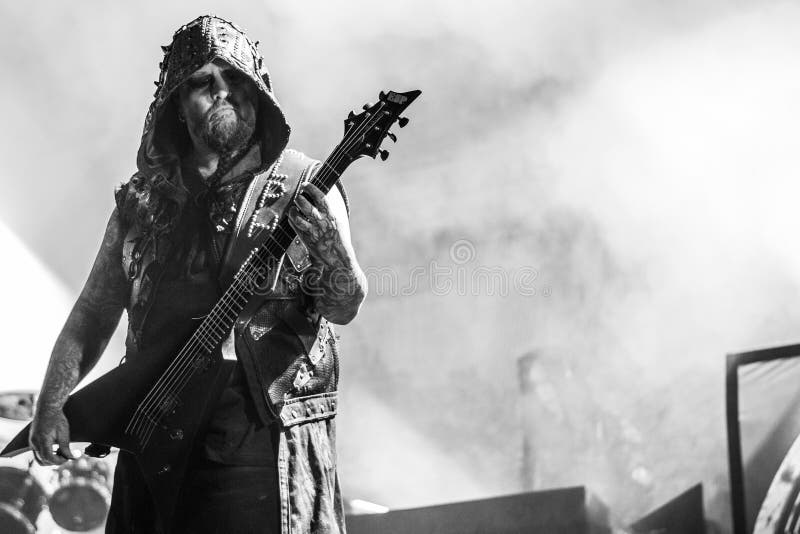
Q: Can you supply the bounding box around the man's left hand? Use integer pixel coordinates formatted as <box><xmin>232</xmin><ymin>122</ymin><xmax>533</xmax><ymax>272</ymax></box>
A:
<box><xmin>287</xmin><ymin>183</ymin><xmax>342</xmax><ymax>262</ymax></box>
<box><xmin>286</xmin><ymin>182</ymin><xmax>367</xmax><ymax>324</ymax></box>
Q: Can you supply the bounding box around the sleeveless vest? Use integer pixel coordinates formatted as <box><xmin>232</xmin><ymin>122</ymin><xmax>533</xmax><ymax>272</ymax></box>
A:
<box><xmin>116</xmin><ymin>149</ymin><xmax>341</xmax><ymax>429</ymax></box>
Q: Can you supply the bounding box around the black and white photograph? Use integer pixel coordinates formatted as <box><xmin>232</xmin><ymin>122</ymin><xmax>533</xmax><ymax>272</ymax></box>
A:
<box><xmin>1</xmin><ymin>1</ymin><xmax>799</xmax><ymax>533</ymax></box>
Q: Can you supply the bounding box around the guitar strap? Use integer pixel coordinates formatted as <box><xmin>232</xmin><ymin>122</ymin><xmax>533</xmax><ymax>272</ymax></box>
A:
<box><xmin>218</xmin><ymin>149</ymin><xmax>319</xmax><ymax>290</ymax></box>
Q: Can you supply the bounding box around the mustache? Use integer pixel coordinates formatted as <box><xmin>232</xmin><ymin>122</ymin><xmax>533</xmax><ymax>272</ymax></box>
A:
<box><xmin>206</xmin><ymin>100</ymin><xmax>238</xmax><ymax>119</ymax></box>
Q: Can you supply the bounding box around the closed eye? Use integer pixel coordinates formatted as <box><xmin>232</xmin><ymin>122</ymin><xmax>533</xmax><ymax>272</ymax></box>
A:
<box><xmin>223</xmin><ymin>70</ymin><xmax>247</xmax><ymax>85</ymax></box>
<box><xmin>186</xmin><ymin>75</ymin><xmax>211</xmax><ymax>89</ymax></box>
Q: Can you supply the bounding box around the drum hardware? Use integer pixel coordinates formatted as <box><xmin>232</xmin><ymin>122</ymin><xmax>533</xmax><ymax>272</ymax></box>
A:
<box><xmin>48</xmin><ymin>454</ymin><xmax>112</xmax><ymax>532</ymax></box>
<box><xmin>0</xmin><ymin>391</ymin><xmax>115</xmax><ymax>531</ymax></box>
<box><xmin>0</xmin><ymin>462</ymin><xmax>47</xmax><ymax>534</ymax></box>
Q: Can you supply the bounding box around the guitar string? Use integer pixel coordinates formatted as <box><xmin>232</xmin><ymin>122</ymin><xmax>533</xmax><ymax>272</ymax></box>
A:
<box><xmin>133</xmin><ymin>108</ymin><xmax>381</xmax><ymax>443</ymax></box>
<box><xmin>134</xmin><ymin>119</ymin><xmax>368</xmax><ymax>423</ymax></box>
<box><xmin>131</xmin><ymin>242</ymin><xmax>281</xmax><ymax>442</ymax></box>
<box><xmin>129</xmin><ymin>174</ymin><xmax>330</xmax><ymax>442</ymax></box>
<box><xmin>127</xmin><ymin>232</ymin><xmax>294</xmax><ymax>440</ymax></box>
<box><xmin>132</xmin><ymin>178</ymin><xmax>328</xmax><ymax>442</ymax></box>
<box><xmin>133</xmin><ymin>156</ymin><xmax>352</xmax><ymax>444</ymax></box>
<box><xmin>129</xmin><ymin>103</ymin><xmax>388</xmax><ymax>444</ymax></box>
<box><xmin>134</xmin><ymin>102</ymin><xmax>390</xmax><ymax>445</ymax></box>
<box><xmin>135</xmin><ymin>238</ymin><xmax>293</xmax><ymax>444</ymax></box>
<box><xmin>165</xmin><ymin>102</ymin><xmax>385</xmax><ymax>367</ymax></box>
<box><xmin>132</xmin><ymin>144</ymin><xmax>359</xmax><ymax>445</ymax></box>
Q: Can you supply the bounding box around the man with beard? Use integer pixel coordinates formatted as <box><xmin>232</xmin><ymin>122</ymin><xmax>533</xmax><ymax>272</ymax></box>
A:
<box><xmin>28</xmin><ymin>15</ymin><xmax>365</xmax><ymax>534</ymax></box>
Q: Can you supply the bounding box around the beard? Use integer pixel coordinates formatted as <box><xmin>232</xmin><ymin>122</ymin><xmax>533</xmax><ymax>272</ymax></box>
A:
<box><xmin>197</xmin><ymin>101</ymin><xmax>256</xmax><ymax>155</ymax></box>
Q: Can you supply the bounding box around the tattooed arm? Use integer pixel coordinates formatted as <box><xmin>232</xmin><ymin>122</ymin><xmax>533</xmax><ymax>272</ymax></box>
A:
<box><xmin>29</xmin><ymin>208</ymin><xmax>129</xmax><ymax>465</ymax></box>
<box><xmin>287</xmin><ymin>183</ymin><xmax>367</xmax><ymax>325</ymax></box>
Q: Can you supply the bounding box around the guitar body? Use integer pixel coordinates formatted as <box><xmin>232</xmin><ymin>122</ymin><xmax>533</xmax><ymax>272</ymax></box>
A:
<box><xmin>1</xmin><ymin>346</ymin><xmax>233</xmax><ymax>527</ymax></box>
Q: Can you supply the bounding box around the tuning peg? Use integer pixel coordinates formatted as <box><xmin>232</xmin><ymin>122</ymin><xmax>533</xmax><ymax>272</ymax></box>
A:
<box><xmin>362</xmin><ymin>103</ymin><xmax>372</xmax><ymax>111</ymax></box>
<box><xmin>386</xmin><ymin>131</ymin><xmax>397</xmax><ymax>142</ymax></box>
<box><xmin>379</xmin><ymin>149</ymin><xmax>390</xmax><ymax>161</ymax></box>
<box><xmin>397</xmin><ymin>116</ymin><xmax>409</xmax><ymax>128</ymax></box>
<box><xmin>379</xmin><ymin>91</ymin><xmax>387</xmax><ymax>100</ymax></box>
<box><xmin>348</xmin><ymin>111</ymin><xmax>356</xmax><ymax>119</ymax></box>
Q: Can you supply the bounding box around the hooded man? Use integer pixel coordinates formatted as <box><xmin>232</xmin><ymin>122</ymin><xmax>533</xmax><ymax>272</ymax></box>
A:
<box><xmin>28</xmin><ymin>15</ymin><xmax>366</xmax><ymax>534</ymax></box>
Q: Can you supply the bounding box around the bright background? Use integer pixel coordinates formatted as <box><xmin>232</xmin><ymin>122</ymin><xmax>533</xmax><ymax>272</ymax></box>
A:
<box><xmin>3</xmin><ymin>1</ymin><xmax>800</xmax><ymax>531</ymax></box>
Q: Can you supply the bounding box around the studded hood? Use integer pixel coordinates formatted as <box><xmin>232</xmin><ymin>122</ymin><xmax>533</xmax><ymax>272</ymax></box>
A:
<box><xmin>120</xmin><ymin>15</ymin><xmax>291</xmax><ymax>239</ymax></box>
<box><xmin>137</xmin><ymin>14</ymin><xmax>290</xmax><ymax>183</ymax></box>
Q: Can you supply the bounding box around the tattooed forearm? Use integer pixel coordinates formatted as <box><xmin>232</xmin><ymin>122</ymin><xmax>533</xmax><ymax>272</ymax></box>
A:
<box><xmin>307</xmin><ymin>232</ymin><xmax>367</xmax><ymax>324</ymax></box>
<box><xmin>288</xmin><ymin>184</ymin><xmax>367</xmax><ymax>324</ymax></box>
<box><xmin>36</xmin><ymin>210</ymin><xmax>129</xmax><ymax>414</ymax></box>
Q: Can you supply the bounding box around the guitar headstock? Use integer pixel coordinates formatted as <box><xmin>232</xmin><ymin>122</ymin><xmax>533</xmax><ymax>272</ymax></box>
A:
<box><xmin>341</xmin><ymin>89</ymin><xmax>421</xmax><ymax>162</ymax></box>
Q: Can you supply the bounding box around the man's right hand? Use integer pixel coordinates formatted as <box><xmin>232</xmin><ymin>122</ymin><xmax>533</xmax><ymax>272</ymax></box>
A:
<box><xmin>26</xmin><ymin>209</ymin><xmax>128</xmax><ymax>466</ymax></box>
<box><xmin>29</xmin><ymin>407</ymin><xmax>77</xmax><ymax>465</ymax></box>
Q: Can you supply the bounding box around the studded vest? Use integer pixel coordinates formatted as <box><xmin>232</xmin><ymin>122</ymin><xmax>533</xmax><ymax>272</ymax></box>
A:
<box><xmin>116</xmin><ymin>149</ymin><xmax>341</xmax><ymax>429</ymax></box>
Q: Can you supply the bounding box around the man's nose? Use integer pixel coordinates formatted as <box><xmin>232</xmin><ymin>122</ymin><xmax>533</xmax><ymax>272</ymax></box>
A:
<box><xmin>211</xmin><ymin>72</ymin><xmax>230</xmax><ymax>101</ymax></box>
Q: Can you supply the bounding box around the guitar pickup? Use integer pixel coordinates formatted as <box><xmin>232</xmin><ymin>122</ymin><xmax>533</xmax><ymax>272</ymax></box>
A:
<box><xmin>158</xmin><ymin>394</ymin><xmax>180</xmax><ymax>416</ymax></box>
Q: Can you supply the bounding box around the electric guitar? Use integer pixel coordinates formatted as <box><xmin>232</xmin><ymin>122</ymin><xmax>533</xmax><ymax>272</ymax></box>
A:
<box><xmin>1</xmin><ymin>88</ymin><xmax>421</xmax><ymax>527</ymax></box>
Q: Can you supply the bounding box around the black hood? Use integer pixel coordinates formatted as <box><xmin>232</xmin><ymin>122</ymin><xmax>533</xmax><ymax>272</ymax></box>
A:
<box><xmin>137</xmin><ymin>15</ymin><xmax>290</xmax><ymax>182</ymax></box>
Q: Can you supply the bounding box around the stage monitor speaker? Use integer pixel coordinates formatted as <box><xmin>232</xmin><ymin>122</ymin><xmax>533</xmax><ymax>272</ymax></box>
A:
<box><xmin>629</xmin><ymin>484</ymin><xmax>705</xmax><ymax>534</ymax></box>
<box><xmin>346</xmin><ymin>486</ymin><xmax>610</xmax><ymax>534</ymax></box>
